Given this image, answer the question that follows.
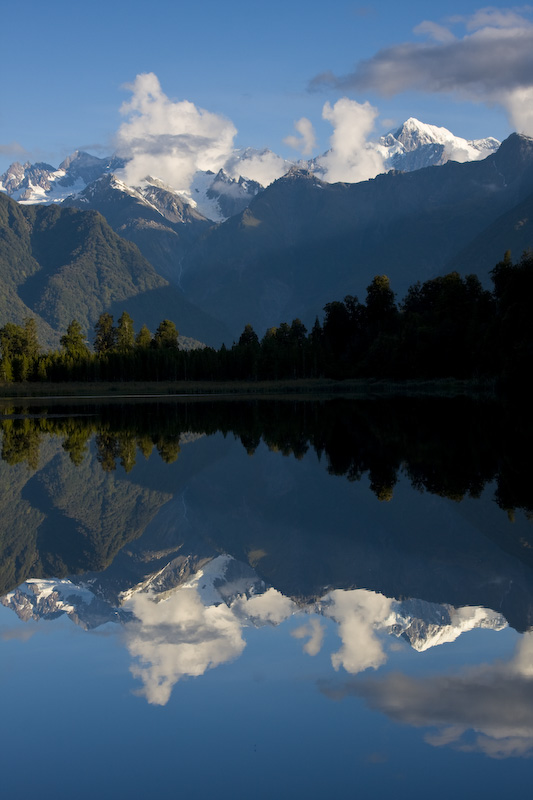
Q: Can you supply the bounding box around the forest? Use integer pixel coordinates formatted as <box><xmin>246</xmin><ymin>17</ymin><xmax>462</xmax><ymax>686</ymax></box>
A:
<box><xmin>0</xmin><ymin>251</ymin><xmax>531</xmax><ymax>385</ymax></box>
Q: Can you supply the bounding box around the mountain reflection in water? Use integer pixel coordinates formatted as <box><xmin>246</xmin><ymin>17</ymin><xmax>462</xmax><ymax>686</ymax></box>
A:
<box><xmin>2</xmin><ymin>558</ymin><xmax>507</xmax><ymax>705</ymax></box>
<box><xmin>1</xmin><ymin>396</ymin><xmax>533</xmax><ymax>790</ymax></box>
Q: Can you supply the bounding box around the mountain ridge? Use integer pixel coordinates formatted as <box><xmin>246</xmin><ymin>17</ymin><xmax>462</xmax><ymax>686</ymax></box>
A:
<box><xmin>180</xmin><ymin>131</ymin><xmax>533</xmax><ymax>337</ymax></box>
<box><xmin>0</xmin><ymin>117</ymin><xmax>501</xmax><ymax>219</ymax></box>
<box><xmin>0</xmin><ymin>191</ymin><xmax>230</xmax><ymax>346</ymax></box>
<box><xmin>1</xmin><ymin>124</ymin><xmax>531</xmax><ymax>345</ymax></box>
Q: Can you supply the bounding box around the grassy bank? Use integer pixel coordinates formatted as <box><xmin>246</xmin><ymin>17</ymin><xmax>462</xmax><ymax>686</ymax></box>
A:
<box><xmin>0</xmin><ymin>377</ymin><xmax>497</xmax><ymax>403</ymax></box>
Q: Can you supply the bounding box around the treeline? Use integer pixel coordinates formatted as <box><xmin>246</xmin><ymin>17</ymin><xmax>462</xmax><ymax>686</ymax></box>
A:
<box><xmin>0</xmin><ymin>409</ymin><xmax>182</xmax><ymax>472</ymax></box>
<box><xmin>1</xmin><ymin>252</ymin><xmax>532</xmax><ymax>383</ymax></box>
<box><xmin>0</xmin><ymin>312</ymin><xmax>184</xmax><ymax>383</ymax></box>
<box><xmin>1</xmin><ymin>396</ymin><xmax>532</xmax><ymax>518</ymax></box>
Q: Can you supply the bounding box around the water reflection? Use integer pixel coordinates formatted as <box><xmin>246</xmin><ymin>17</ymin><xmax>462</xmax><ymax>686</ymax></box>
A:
<box><xmin>1</xmin><ymin>396</ymin><xmax>532</xmax><ymax>515</ymax></box>
<box><xmin>1</xmin><ymin>396</ymin><xmax>533</xmax><ymax>774</ymax></box>
<box><xmin>325</xmin><ymin>632</ymin><xmax>533</xmax><ymax>759</ymax></box>
<box><xmin>1</xmin><ymin>554</ymin><xmax>509</xmax><ymax>708</ymax></box>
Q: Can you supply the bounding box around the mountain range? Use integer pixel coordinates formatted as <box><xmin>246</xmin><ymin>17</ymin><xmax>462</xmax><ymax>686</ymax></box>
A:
<box><xmin>179</xmin><ymin>132</ymin><xmax>533</xmax><ymax>336</ymax></box>
<box><xmin>2</xmin><ymin>398</ymin><xmax>533</xmax><ymax>631</ymax></box>
<box><xmin>2</xmin><ymin>560</ymin><xmax>507</xmax><ymax>655</ymax></box>
<box><xmin>1</xmin><ymin>118</ymin><xmax>532</xmax><ymax>345</ymax></box>
<box><xmin>0</xmin><ymin>191</ymin><xmax>230</xmax><ymax>347</ymax></box>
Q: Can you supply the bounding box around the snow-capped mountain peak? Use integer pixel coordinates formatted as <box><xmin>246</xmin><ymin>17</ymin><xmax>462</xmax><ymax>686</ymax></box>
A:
<box><xmin>0</xmin><ymin>117</ymin><xmax>501</xmax><ymax>217</ymax></box>
<box><xmin>171</xmin><ymin>167</ymin><xmax>262</xmax><ymax>222</ymax></box>
<box><xmin>377</xmin><ymin>117</ymin><xmax>500</xmax><ymax>170</ymax></box>
<box><xmin>0</xmin><ymin>150</ymin><xmax>125</xmax><ymax>205</ymax></box>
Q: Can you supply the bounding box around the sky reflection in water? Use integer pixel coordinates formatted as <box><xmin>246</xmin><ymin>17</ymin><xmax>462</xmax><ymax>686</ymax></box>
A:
<box><xmin>1</xmin><ymin>399</ymin><xmax>532</xmax><ymax>798</ymax></box>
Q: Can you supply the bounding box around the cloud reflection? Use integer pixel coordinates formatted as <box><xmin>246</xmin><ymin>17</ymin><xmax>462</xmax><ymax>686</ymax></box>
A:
<box><xmin>323</xmin><ymin>589</ymin><xmax>395</xmax><ymax>673</ymax></box>
<box><xmin>323</xmin><ymin>632</ymin><xmax>533</xmax><ymax>759</ymax></box>
<box><xmin>124</xmin><ymin>587</ymin><xmax>246</xmax><ymax>705</ymax></box>
<box><xmin>292</xmin><ymin>618</ymin><xmax>325</xmax><ymax>656</ymax></box>
<box><xmin>122</xmin><ymin>559</ymin><xmax>296</xmax><ymax>705</ymax></box>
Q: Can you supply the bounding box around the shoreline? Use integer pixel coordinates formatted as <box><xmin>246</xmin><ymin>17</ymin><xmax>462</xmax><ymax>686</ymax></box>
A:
<box><xmin>0</xmin><ymin>377</ymin><xmax>497</xmax><ymax>404</ymax></box>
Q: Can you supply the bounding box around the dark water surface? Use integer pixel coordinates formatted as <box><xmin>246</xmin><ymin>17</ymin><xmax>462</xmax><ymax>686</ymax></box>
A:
<box><xmin>1</xmin><ymin>397</ymin><xmax>532</xmax><ymax>798</ymax></box>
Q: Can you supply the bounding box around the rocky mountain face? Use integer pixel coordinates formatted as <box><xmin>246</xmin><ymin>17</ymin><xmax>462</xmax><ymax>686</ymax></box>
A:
<box><xmin>0</xmin><ymin>151</ymin><xmax>125</xmax><ymax>203</ymax></box>
<box><xmin>379</xmin><ymin>117</ymin><xmax>499</xmax><ymax>170</ymax></box>
<box><xmin>186</xmin><ymin>168</ymin><xmax>263</xmax><ymax>221</ymax></box>
<box><xmin>0</xmin><ymin>151</ymin><xmax>262</xmax><ymax>223</ymax></box>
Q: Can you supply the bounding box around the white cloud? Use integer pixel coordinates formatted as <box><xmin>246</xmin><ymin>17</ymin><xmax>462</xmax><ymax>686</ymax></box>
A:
<box><xmin>115</xmin><ymin>72</ymin><xmax>237</xmax><ymax>190</ymax></box>
<box><xmin>414</xmin><ymin>20</ymin><xmax>457</xmax><ymax>43</ymax></box>
<box><xmin>284</xmin><ymin>117</ymin><xmax>317</xmax><ymax>156</ymax></box>
<box><xmin>316</xmin><ymin>98</ymin><xmax>385</xmax><ymax>183</ymax></box>
<box><xmin>124</xmin><ymin>587</ymin><xmax>245</xmax><ymax>705</ymax></box>
<box><xmin>459</xmin><ymin>7</ymin><xmax>532</xmax><ymax>31</ymax></box>
<box><xmin>223</xmin><ymin>149</ymin><xmax>293</xmax><ymax>187</ymax></box>
<box><xmin>122</xmin><ymin>572</ymin><xmax>294</xmax><ymax>705</ymax></box>
<box><xmin>323</xmin><ymin>589</ymin><xmax>395</xmax><ymax>674</ymax></box>
<box><xmin>328</xmin><ymin>631</ymin><xmax>533</xmax><ymax>759</ymax></box>
<box><xmin>233</xmin><ymin>587</ymin><xmax>296</xmax><ymax>625</ymax></box>
<box><xmin>310</xmin><ymin>8</ymin><xmax>533</xmax><ymax>135</ymax></box>
<box><xmin>291</xmin><ymin>618</ymin><xmax>325</xmax><ymax>656</ymax></box>
<box><xmin>502</xmin><ymin>86</ymin><xmax>533</xmax><ymax>138</ymax></box>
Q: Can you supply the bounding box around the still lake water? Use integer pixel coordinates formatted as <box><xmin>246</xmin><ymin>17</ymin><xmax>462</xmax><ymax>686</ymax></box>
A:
<box><xmin>1</xmin><ymin>396</ymin><xmax>532</xmax><ymax>798</ymax></box>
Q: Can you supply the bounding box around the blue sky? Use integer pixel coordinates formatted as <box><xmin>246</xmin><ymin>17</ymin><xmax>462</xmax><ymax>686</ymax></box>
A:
<box><xmin>1</xmin><ymin>1</ymin><xmax>532</xmax><ymax>174</ymax></box>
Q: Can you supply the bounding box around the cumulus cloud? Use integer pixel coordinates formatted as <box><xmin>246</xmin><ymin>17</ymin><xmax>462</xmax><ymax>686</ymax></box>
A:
<box><xmin>323</xmin><ymin>631</ymin><xmax>533</xmax><ymax>759</ymax></box>
<box><xmin>505</xmin><ymin>86</ymin><xmax>533</xmax><ymax>136</ymax></box>
<box><xmin>223</xmin><ymin>149</ymin><xmax>293</xmax><ymax>187</ymax></box>
<box><xmin>284</xmin><ymin>117</ymin><xmax>317</xmax><ymax>156</ymax></box>
<box><xmin>124</xmin><ymin>587</ymin><xmax>245</xmax><ymax>705</ymax></box>
<box><xmin>413</xmin><ymin>20</ymin><xmax>457</xmax><ymax>44</ymax></box>
<box><xmin>115</xmin><ymin>72</ymin><xmax>237</xmax><ymax>190</ymax></box>
<box><xmin>233</xmin><ymin>587</ymin><xmax>296</xmax><ymax>625</ymax></box>
<box><xmin>323</xmin><ymin>589</ymin><xmax>395</xmax><ymax>674</ymax></box>
<box><xmin>309</xmin><ymin>8</ymin><xmax>533</xmax><ymax>134</ymax></box>
<box><xmin>457</xmin><ymin>7</ymin><xmax>532</xmax><ymax>31</ymax></box>
<box><xmin>315</xmin><ymin>98</ymin><xmax>385</xmax><ymax>183</ymax></box>
<box><xmin>291</xmin><ymin>618</ymin><xmax>325</xmax><ymax>656</ymax></box>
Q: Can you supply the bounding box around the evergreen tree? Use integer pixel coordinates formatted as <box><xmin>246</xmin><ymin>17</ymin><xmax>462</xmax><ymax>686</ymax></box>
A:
<box><xmin>153</xmin><ymin>319</ymin><xmax>179</xmax><ymax>349</ymax></box>
<box><xmin>238</xmin><ymin>324</ymin><xmax>259</xmax><ymax>347</ymax></box>
<box><xmin>0</xmin><ymin>355</ymin><xmax>13</xmax><ymax>382</ymax></box>
<box><xmin>365</xmin><ymin>275</ymin><xmax>397</xmax><ymax>328</ymax></box>
<box><xmin>23</xmin><ymin>317</ymin><xmax>40</xmax><ymax>360</ymax></box>
<box><xmin>135</xmin><ymin>324</ymin><xmax>152</xmax><ymax>349</ymax></box>
<box><xmin>0</xmin><ymin>318</ymin><xmax>40</xmax><ymax>361</ymax></box>
<box><xmin>94</xmin><ymin>313</ymin><xmax>117</xmax><ymax>354</ymax></box>
<box><xmin>60</xmin><ymin>320</ymin><xmax>89</xmax><ymax>359</ymax></box>
<box><xmin>116</xmin><ymin>311</ymin><xmax>135</xmax><ymax>352</ymax></box>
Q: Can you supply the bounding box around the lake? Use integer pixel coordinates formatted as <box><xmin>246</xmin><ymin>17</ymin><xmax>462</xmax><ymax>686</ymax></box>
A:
<box><xmin>1</xmin><ymin>396</ymin><xmax>532</xmax><ymax>798</ymax></box>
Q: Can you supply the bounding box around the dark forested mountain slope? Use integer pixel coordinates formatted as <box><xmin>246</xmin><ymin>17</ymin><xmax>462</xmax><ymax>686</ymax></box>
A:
<box><xmin>180</xmin><ymin>133</ymin><xmax>533</xmax><ymax>337</ymax></box>
<box><xmin>0</xmin><ymin>192</ymin><xmax>230</xmax><ymax>346</ymax></box>
<box><xmin>446</xmin><ymin>188</ymin><xmax>533</xmax><ymax>275</ymax></box>
<box><xmin>3</xmin><ymin>134</ymin><xmax>533</xmax><ymax>346</ymax></box>
<box><xmin>63</xmin><ymin>174</ymin><xmax>212</xmax><ymax>284</ymax></box>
